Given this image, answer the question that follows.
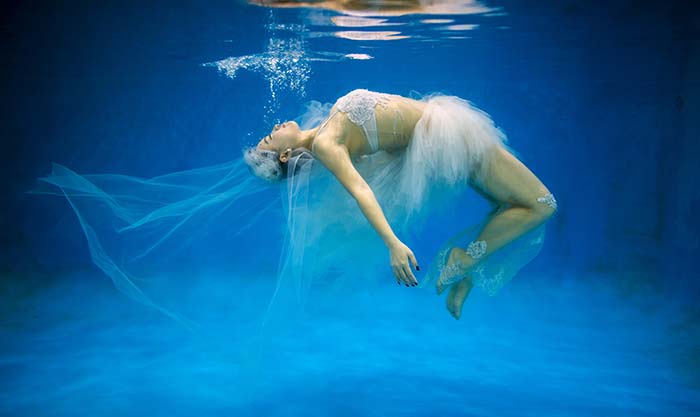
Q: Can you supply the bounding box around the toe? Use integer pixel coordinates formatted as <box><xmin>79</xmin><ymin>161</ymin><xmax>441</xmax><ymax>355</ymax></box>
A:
<box><xmin>451</xmin><ymin>304</ymin><xmax>462</xmax><ymax>320</ymax></box>
<box><xmin>447</xmin><ymin>304</ymin><xmax>459</xmax><ymax>320</ymax></box>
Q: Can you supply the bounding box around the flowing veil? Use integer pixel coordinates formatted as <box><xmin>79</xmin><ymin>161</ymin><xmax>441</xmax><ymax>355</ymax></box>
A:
<box><xmin>28</xmin><ymin>146</ymin><xmax>418</xmax><ymax>347</ymax></box>
<box><xmin>27</xmin><ymin>98</ymin><xmax>418</xmax><ymax>345</ymax></box>
<box><xmin>30</xmin><ymin>159</ymin><xmax>283</xmax><ymax>333</ymax></box>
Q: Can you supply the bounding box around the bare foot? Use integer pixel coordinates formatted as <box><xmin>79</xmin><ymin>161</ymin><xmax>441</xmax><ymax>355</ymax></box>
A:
<box><xmin>446</xmin><ymin>277</ymin><xmax>473</xmax><ymax>320</ymax></box>
<box><xmin>436</xmin><ymin>247</ymin><xmax>473</xmax><ymax>295</ymax></box>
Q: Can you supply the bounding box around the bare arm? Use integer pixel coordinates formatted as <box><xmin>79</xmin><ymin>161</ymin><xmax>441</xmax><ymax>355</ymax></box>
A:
<box><xmin>314</xmin><ymin>140</ymin><xmax>419</xmax><ymax>285</ymax></box>
<box><xmin>315</xmin><ymin>141</ymin><xmax>397</xmax><ymax>247</ymax></box>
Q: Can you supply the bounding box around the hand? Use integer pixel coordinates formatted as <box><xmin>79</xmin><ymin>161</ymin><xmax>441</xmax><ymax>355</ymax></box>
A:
<box><xmin>388</xmin><ymin>240</ymin><xmax>420</xmax><ymax>287</ymax></box>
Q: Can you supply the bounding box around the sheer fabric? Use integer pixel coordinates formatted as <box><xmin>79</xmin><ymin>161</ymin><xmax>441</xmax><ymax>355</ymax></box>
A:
<box><xmin>31</xmin><ymin>160</ymin><xmax>281</xmax><ymax>332</ymax></box>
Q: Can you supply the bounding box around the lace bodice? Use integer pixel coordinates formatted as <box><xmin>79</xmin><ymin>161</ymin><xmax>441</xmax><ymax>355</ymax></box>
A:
<box><xmin>312</xmin><ymin>89</ymin><xmax>401</xmax><ymax>153</ymax></box>
<box><xmin>335</xmin><ymin>89</ymin><xmax>390</xmax><ymax>126</ymax></box>
<box><xmin>315</xmin><ymin>89</ymin><xmax>394</xmax><ymax>153</ymax></box>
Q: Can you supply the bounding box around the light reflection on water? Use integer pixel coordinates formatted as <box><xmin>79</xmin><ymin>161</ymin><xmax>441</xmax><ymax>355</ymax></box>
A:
<box><xmin>248</xmin><ymin>0</ymin><xmax>498</xmax><ymax>17</ymax></box>
<box><xmin>205</xmin><ymin>1</ymin><xmax>504</xmax><ymax>123</ymax></box>
<box><xmin>258</xmin><ymin>0</ymin><xmax>500</xmax><ymax>41</ymax></box>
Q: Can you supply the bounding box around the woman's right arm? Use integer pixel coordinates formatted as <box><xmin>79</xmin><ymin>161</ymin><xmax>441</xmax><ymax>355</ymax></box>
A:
<box><xmin>313</xmin><ymin>139</ymin><xmax>419</xmax><ymax>286</ymax></box>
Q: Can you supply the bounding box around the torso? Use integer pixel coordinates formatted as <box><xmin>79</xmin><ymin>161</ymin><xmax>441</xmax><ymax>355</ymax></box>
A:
<box><xmin>313</xmin><ymin>89</ymin><xmax>426</xmax><ymax>159</ymax></box>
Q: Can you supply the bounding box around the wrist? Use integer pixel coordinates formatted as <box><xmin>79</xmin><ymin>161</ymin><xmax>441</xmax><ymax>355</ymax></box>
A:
<box><xmin>384</xmin><ymin>236</ymin><xmax>400</xmax><ymax>249</ymax></box>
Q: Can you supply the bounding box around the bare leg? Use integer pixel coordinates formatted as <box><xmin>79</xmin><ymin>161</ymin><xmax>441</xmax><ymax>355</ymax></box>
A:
<box><xmin>439</xmin><ymin>146</ymin><xmax>557</xmax><ymax>317</ymax></box>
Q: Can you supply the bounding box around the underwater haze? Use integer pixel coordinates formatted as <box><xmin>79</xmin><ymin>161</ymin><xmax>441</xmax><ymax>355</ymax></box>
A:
<box><xmin>2</xmin><ymin>1</ymin><xmax>699</xmax><ymax>416</ymax></box>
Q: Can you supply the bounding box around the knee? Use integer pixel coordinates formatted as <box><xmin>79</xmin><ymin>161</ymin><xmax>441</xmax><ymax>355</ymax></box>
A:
<box><xmin>532</xmin><ymin>191</ymin><xmax>557</xmax><ymax>221</ymax></box>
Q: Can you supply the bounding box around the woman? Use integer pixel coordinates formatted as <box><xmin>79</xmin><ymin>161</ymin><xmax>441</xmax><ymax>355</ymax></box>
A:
<box><xmin>244</xmin><ymin>89</ymin><xmax>558</xmax><ymax>320</ymax></box>
<box><xmin>35</xmin><ymin>88</ymin><xmax>556</xmax><ymax>327</ymax></box>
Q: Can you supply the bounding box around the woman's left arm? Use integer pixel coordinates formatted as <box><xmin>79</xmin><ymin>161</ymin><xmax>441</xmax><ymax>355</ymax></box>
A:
<box><xmin>314</xmin><ymin>141</ymin><xmax>419</xmax><ymax>286</ymax></box>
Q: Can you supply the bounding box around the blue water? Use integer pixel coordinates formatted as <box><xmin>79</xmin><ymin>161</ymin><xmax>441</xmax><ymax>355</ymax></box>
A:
<box><xmin>2</xmin><ymin>1</ymin><xmax>699</xmax><ymax>416</ymax></box>
<box><xmin>2</xmin><ymin>269</ymin><xmax>698</xmax><ymax>416</ymax></box>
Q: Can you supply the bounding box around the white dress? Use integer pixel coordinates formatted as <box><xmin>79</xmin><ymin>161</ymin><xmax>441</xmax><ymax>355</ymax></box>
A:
<box><xmin>280</xmin><ymin>89</ymin><xmax>555</xmax><ymax>307</ymax></box>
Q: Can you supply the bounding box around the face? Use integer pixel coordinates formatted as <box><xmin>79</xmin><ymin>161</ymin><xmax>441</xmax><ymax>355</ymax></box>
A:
<box><xmin>256</xmin><ymin>121</ymin><xmax>301</xmax><ymax>159</ymax></box>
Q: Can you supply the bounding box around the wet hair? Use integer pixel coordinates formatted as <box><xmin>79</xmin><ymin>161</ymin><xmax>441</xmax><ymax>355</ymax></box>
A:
<box><xmin>244</xmin><ymin>147</ymin><xmax>284</xmax><ymax>182</ymax></box>
<box><xmin>243</xmin><ymin>146</ymin><xmax>313</xmax><ymax>182</ymax></box>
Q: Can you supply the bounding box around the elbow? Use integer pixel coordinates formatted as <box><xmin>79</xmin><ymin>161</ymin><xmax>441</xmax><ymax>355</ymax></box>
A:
<box><xmin>351</xmin><ymin>184</ymin><xmax>374</xmax><ymax>202</ymax></box>
<box><xmin>349</xmin><ymin>186</ymin><xmax>376</xmax><ymax>211</ymax></box>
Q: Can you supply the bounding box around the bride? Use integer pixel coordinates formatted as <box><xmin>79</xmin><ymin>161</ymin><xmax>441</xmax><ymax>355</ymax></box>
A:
<box><xmin>35</xmin><ymin>88</ymin><xmax>557</xmax><ymax>327</ymax></box>
<box><xmin>244</xmin><ymin>88</ymin><xmax>558</xmax><ymax>319</ymax></box>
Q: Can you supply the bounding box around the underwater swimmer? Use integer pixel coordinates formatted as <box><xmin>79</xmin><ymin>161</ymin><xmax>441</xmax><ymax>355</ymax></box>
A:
<box><xmin>245</xmin><ymin>89</ymin><xmax>557</xmax><ymax>320</ymax></box>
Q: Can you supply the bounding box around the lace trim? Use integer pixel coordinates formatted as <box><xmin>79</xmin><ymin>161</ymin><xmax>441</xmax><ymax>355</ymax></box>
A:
<box><xmin>437</xmin><ymin>239</ymin><xmax>488</xmax><ymax>287</ymax></box>
<box><xmin>440</xmin><ymin>261</ymin><xmax>465</xmax><ymax>286</ymax></box>
<box><xmin>466</xmin><ymin>240</ymin><xmax>487</xmax><ymax>260</ymax></box>
<box><xmin>536</xmin><ymin>192</ymin><xmax>557</xmax><ymax>210</ymax></box>
<box><xmin>335</xmin><ymin>89</ymin><xmax>389</xmax><ymax>126</ymax></box>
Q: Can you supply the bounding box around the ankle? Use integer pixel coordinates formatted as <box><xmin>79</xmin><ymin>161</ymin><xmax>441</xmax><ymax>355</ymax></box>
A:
<box><xmin>450</xmin><ymin>248</ymin><xmax>474</xmax><ymax>272</ymax></box>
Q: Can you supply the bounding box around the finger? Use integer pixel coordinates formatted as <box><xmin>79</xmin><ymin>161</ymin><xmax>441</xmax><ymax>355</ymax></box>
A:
<box><xmin>396</xmin><ymin>265</ymin><xmax>410</xmax><ymax>286</ymax></box>
<box><xmin>409</xmin><ymin>252</ymin><xmax>420</xmax><ymax>271</ymax></box>
<box><xmin>392</xmin><ymin>265</ymin><xmax>406</xmax><ymax>285</ymax></box>
<box><xmin>403</xmin><ymin>263</ymin><xmax>418</xmax><ymax>286</ymax></box>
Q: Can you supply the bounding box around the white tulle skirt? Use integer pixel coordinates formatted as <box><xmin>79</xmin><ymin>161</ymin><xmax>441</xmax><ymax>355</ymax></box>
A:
<box><xmin>357</xmin><ymin>94</ymin><xmax>519</xmax><ymax>222</ymax></box>
<box><xmin>387</xmin><ymin>94</ymin><xmax>547</xmax><ymax>295</ymax></box>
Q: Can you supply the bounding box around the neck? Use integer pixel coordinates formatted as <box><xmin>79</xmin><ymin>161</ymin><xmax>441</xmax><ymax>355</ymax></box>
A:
<box><xmin>297</xmin><ymin>126</ymin><xmax>320</xmax><ymax>151</ymax></box>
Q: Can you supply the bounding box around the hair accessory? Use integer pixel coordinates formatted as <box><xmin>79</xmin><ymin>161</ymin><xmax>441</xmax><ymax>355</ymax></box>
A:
<box><xmin>243</xmin><ymin>147</ymin><xmax>283</xmax><ymax>182</ymax></box>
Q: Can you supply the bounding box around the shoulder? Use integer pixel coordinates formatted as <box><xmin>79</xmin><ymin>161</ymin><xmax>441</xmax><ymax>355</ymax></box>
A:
<box><xmin>317</xmin><ymin>104</ymin><xmax>351</xmax><ymax>136</ymax></box>
<box><xmin>313</xmin><ymin>126</ymin><xmax>346</xmax><ymax>156</ymax></box>
<box><xmin>313</xmin><ymin>117</ymin><xmax>354</xmax><ymax>162</ymax></box>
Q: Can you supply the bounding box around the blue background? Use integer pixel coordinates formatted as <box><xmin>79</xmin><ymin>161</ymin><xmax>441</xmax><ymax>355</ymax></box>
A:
<box><xmin>1</xmin><ymin>1</ymin><xmax>699</xmax><ymax>416</ymax></box>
